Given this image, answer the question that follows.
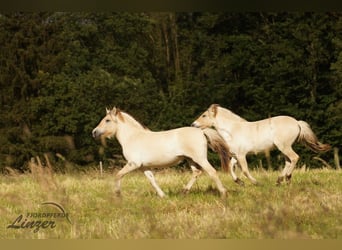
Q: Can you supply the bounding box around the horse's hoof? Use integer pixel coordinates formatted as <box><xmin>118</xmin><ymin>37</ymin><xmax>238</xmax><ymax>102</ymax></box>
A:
<box><xmin>220</xmin><ymin>189</ymin><xmax>228</xmax><ymax>199</ymax></box>
<box><xmin>285</xmin><ymin>174</ymin><xmax>292</xmax><ymax>183</ymax></box>
<box><xmin>157</xmin><ymin>192</ymin><xmax>166</xmax><ymax>198</ymax></box>
<box><xmin>276</xmin><ymin>176</ymin><xmax>284</xmax><ymax>186</ymax></box>
<box><xmin>235</xmin><ymin>178</ymin><xmax>245</xmax><ymax>187</ymax></box>
<box><xmin>253</xmin><ymin>181</ymin><xmax>261</xmax><ymax>187</ymax></box>
<box><xmin>285</xmin><ymin>180</ymin><xmax>292</xmax><ymax>185</ymax></box>
<box><xmin>115</xmin><ymin>190</ymin><xmax>121</xmax><ymax>197</ymax></box>
<box><xmin>182</xmin><ymin>188</ymin><xmax>190</xmax><ymax>195</ymax></box>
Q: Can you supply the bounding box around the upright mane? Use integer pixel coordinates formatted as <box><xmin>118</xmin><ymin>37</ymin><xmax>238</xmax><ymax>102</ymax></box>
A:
<box><xmin>120</xmin><ymin>111</ymin><xmax>150</xmax><ymax>131</ymax></box>
<box><xmin>218</xmin><ymin>107</ymin><xmax>247</xmax><ymax>122</ymax></box>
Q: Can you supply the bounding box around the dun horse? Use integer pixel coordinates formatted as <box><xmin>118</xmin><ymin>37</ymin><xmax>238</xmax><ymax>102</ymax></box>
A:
<box><xmin>92</xmin><ymin>107</ymin><xmax>231</xmax><ymax>198</ymax></box>
<box><xmin>192</xmin><ymin>104</ymin><xmax>331</xmax><ymax>185</ymax></box>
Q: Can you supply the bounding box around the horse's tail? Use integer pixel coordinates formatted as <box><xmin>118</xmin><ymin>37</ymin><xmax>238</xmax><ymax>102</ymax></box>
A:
<box><xmin>297</xmin><ymin>121</ymin><xmax>331</xmax><ymax>153</ymax></box>
<box><xmin>203</xmin><ymin>128</ymin><xmax>231</xmax><ymax>172</ymax></box>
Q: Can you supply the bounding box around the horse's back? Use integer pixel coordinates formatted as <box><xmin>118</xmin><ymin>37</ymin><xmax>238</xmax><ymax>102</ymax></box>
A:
<box><xmin>165</xmin><ymin>127</ymin><xmax>207</xmax><ymax>154</ymax></box>
<box><xmin>268</xmin><ymin>115</ymin><xmax>299</xmax><ymax>130</ymax></box>
<box><xmin>149</xmin><ymin>126</ymin><xmax>203</xmax><ymax>138</ymax></box>
<box><xmin>262</xmin><ymin>115</ymin><xmax>300</xmax><ymax>145</ymax></box>
<box><xmin>228</xmin><ymin>115</ymin><xmax>300</xmax><ymax>153</ymax></box>
<box><xmin>167</xmin><ymin>126</ymin><xmax>206</xmax><ymax>145</ymax></box>
<box><xmin>144</xmin><ymin>126</ymin><xmax>206</xmax><ymax>149</ymax></box>
<box><xmin>256</xmin><ymin>115</ymin><xmax>296</xmax><ymax>124</ymax></box>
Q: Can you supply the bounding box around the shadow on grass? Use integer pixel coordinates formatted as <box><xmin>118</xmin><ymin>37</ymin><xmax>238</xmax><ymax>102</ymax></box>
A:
<box><xmin>159</xmin><ymin>185</ymin><xmax>243</xmax><ymax>199</ymax></box>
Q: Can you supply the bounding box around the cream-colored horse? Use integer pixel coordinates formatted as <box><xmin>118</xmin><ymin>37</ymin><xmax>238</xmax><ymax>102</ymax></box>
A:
<box><xmin>92</xmin><ymin>107</ymin><xmax>231</xmax><ymax>198</ymax></box>
<box><xmin>192</xmin><ymin>104</ymin><xmax>331</xmax><ymax>185</ymax></box>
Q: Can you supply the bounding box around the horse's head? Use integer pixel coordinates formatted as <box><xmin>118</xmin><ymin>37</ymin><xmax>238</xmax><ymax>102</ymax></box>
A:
<box><xmin>191</xmin><ymin>104</ymin><xmax>219</xmax><ymax>129</ymax></box>
<box><xmin>92</xmin><ymin>107</ymin><xmax>121</xmax><ymax>139</ymax></box>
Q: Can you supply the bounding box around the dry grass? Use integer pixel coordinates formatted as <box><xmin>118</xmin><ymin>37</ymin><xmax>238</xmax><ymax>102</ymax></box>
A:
<box><xmin>0</xmin><ymin>164</ymin><xmax>341</xmax><ymax>239</ymax></box>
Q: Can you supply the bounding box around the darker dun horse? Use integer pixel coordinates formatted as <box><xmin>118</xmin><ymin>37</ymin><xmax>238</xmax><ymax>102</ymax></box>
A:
<box><xmin>192</xmin><ymin>104</ymin><xmax>331</xmax><ymax>185</ymax></box>
<box><xmin>92</xmin><ymin>107</ymin><xmax>231</xmax><ymax>198</ymax></box>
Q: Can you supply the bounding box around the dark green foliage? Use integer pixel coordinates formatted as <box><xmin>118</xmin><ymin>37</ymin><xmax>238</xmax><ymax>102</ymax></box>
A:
<box><xmin>0</xmin><ymin>12</ymin><xmax>340</xmax><ymax>172</ymax></box>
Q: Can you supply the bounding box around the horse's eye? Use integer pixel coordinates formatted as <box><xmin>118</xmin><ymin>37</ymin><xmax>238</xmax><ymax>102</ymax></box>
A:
<box><xmin>202</xmin><ymin>114</ymin><xmax>207</xmax><ymax>118</ymax></box>
<box><xmin>105</xmin><ymin>119</ymin><xmax>111</xmax><ymax>123</ymax></box>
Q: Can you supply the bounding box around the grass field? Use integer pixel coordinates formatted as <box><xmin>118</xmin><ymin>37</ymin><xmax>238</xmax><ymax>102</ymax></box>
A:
<box><xmin>0</xmin><ymin>165</ymin><xmax>341</xmax><ymax>239</ymax></box>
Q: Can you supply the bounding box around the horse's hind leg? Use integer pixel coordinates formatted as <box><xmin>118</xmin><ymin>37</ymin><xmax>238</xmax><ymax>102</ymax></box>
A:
<box><xmin>144</xmin><ymin>170</ymin><xmax>166</xmax><ymax>198</ymax></box>
<box><xmin>277</xmin><ymin>159</ymin><xmax>291</xmax><ymax>185</ymax></box>
<box><xmin>276</xmin><ymin>146</ymin><xmax>299</xmax><ymax>185</ymax></box>
<box><xmin>236</xmin><ymin>155</ymin><xmax>258</xmax><ymax>185</ymax></box>
<box><xmin>285</xmin><ymin>149</ymin><xmax>299</xmax><ymax>183</ymax></box>
<box><xmin>196</xmin><ymin>159</ymin><xmax>227</xmax><ymax>197</ymax></box>
<box><xmin>183</xmin><ymin>165</ymin><xmax>202</xmax><ymax>193</ymax></box>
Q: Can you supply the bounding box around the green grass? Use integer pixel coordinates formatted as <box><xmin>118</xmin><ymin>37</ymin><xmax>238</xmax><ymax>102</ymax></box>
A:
<box><xmin>0</xmin><ymin>166</ymin><xmax>341</xmax><ymax>239</ymax></box>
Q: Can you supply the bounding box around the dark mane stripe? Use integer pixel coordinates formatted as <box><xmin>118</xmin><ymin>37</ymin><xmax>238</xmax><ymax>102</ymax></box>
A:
<box><xmin>116</xmin><ymin>108</ymin><xmax>125</xmax><ymax>122</ymax></box>
<box><xmin>119</xmin><ymin>109</ymin><xmax>150</xmax><ymax>131</ymax></box>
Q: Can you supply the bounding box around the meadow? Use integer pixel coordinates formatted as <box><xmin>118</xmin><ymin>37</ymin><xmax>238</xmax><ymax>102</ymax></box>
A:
<box><xmin>0</xmin><ymin>164</ymin><xmax>341</xmax><ymax>239</ymax></box>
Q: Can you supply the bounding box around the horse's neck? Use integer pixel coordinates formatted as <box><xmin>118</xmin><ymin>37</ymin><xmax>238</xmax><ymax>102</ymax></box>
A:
<box><xmin>216</xmin><ymin>108</ymin><xmax>247</xmax><ymax>130</ymax></box>
<box><xmin>219</xmin><ymin>108</ymin><xmax>246</xmax><ymax>122</ymax></box>
<box><xmin>116</xmin><ymin>112</ymin><xmax>147</xmax><ymax>145</ymax></box>
<box><xmin>122</xmin><ymin>112</ymin><xmax>146</xmax><ymax>130</ymax></box>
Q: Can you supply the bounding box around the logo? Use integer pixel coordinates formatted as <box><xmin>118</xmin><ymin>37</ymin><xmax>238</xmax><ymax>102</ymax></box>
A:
<box><xmin>7</xmin><ymin>201</ymin><xmax>72</xmax><ymax>233</ymax></box>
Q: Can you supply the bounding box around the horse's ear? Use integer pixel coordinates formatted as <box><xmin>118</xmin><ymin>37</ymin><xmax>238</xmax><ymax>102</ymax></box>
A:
<box><xmin>209</xmin><ymin>104</ymin><xmax>219</xmax><ymax>117</ymax></box>
<box><xmin>106</xmin><ymin>107</ymin><xmax>110</xmax><ymax>114</ymax></box>
<box><xmin>110</xmin><ymin>107</ymin><xmax>124</xmax><ymax>121</ymax></box>
<box><xmin>116</xmin><ymin>108</ymin><xmax>125</xmax><ymax>122</ymax></box>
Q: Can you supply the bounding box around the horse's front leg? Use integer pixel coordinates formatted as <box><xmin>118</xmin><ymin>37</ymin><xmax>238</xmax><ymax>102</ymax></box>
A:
<box><xmin>236</xmin><ymin>155</ymin><xmax>258</xmax><ymax>185</ymax></box>
<box><xmin>229</xmin><ymin>157</ymin><xmax>245</xmax><ymax>186</ymax></box>
<box><xmin>115</xmin><ymin>162</ymin><xmax>140</xmax><ymax>196</ymax></box>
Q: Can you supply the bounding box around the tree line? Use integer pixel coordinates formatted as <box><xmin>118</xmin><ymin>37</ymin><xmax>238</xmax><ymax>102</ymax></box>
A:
<box><xmin>0</xmin><ymin>12</ymin><xmax>341</xmax><ymax>172</ymax></box>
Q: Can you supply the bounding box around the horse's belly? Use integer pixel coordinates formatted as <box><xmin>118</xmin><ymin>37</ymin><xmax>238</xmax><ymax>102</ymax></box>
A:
<box><xmin>125</xmin><ymin>148</ymin><xmax>183</xmax><ymax>168</ymax></box>
<box><xmin>248</xmin><ymin>140</ymin><xmax>275</xmax><ymax>154</ymax></box>
<box><xmin>230</xmin><ymin>135</ymin><xmax>274</xmax><ymax>155</ymax></box>
<box><xmin>142</xmin><ymin>155</ymin><xmax>183</xmax><ymax>168</ymax></box>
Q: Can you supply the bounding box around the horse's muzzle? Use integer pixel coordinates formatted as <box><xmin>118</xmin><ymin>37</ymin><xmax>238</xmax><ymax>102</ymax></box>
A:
<box><xmin>191</xmin><ymin>122</ymin><xmax>199</xmax><ymax>128</ymax></box>
<box><xmin>92</xmin><ymin>129</ymin><xmax>100</xmax><ymax>138</ymax></box>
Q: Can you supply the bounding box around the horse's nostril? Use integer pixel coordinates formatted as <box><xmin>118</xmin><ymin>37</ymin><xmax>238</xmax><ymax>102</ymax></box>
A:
<box><xmin>92</xmin><ymin>130</ymin><xmax>97</xmax><ymax>138</ymax></box>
